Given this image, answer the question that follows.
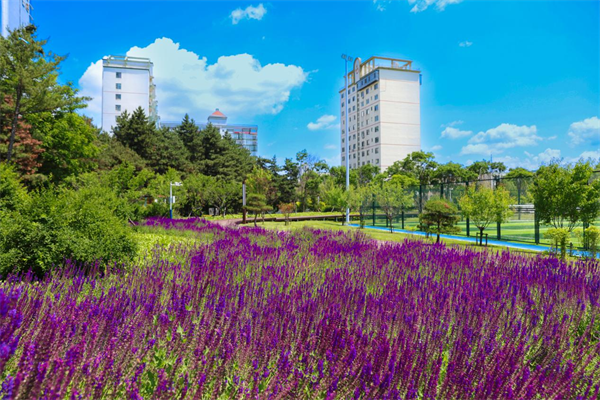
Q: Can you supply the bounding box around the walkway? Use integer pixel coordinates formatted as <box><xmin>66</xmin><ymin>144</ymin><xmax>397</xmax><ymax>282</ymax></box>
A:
<box><xmin>349</xmin><ymin>224</ymin><xmax>593</xmax><ymax>257</ymax></box>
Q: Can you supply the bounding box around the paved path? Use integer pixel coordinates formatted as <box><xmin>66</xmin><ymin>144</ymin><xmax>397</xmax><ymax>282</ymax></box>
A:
<box><xmin>349</xmin><ymin>224</ymin><xmax>594</xmax><ymax>257</ymax></box>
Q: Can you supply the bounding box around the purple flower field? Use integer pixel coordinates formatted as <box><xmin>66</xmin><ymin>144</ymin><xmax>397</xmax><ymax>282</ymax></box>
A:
<box><xmin>1</xmin><ymin>217</ymin><xmax>599</xmax><ymax>399</ymax></box>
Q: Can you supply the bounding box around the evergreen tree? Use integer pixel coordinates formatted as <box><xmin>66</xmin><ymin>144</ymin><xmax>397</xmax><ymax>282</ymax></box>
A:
<box><xmin>175</xmin><ymin>114</ymin><xmax>200</xmax><ymax>150</ymax></box>
<box><xmin>0</xmin><ymin>25</ymin><xmax>87</xmax><ymax>162</ymax></box>
<box><xmin>113</xmin><ymin>107</ymin><xmax>156</xmax><ymax>158</ymax></box>
<box><xmin>145</xmin><ymin>126</ymin><xmax>191</xmax><ymax>174</ymax></box>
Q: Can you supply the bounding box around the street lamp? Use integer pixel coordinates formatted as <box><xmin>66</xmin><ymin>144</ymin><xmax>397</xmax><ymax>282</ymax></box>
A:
<box><xmin>341</xmin><ymin>54</ymin><xmax>353</xmax><ymax>224</ymax></box>
<box><xmin>169</xmin><ymin>181</ymin><xmax>182</xmax><ymax>219</ymax></box>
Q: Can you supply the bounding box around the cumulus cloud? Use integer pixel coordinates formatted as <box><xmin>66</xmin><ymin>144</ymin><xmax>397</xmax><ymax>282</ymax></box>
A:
<box><xmin>568</xmin><ymin>116</ymin><xmax>600</xmax><ymax>146</ymax></box>
<box><xmin>441</xmin><ymin>126</ymin><xmax>472</xmax><ymax>139</ymax></box>
<box><xmin>459</xmin><ymin>41</ymin><xmax>473</xmax><ymax>47</ymax></box>
<box><xmin>430</xmin><ymin>145</ymin><xmax>442</xmax><ymax>151</ymax></box>
<box><xmin>408</xmin><ymin>0</ymin><xmax>462</xmax><ymax>13</ymax></box>
<box><xmin>230</xmin><ymin>4</ymin><xmax>267</xmax><ymax>25</ymax></box>
<box><xmin>78</xmin><ymin>38</ymin><xmax>307</xmax><ymax>125</ymax></box>
<box><xmin>461</xmin><ymin>123</ymin><xmax>540</xmax><ymax>155</ymax></box>
<box><xmin>308</xmin><ymin>115</ymin><xmax>339</xmax><ymax>131</ymax></box>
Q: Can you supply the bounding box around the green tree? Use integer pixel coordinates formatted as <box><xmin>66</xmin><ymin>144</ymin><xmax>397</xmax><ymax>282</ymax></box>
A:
<box><xmin>177</xmin><ymin>174</ymin><xmax>214</xmax><ymax>217</ymax></box>
<box><xmin>0</xmin><ymin>26</ymin><xmax>87</xmax><ymax>162</ymax></box>
<box><xmin>467</xmin><ymin>160</ymin><xmax>492</xmax><ymax>181</ymax></box>
<box><xmin>320</xmin><ymin>178</ymin><xmax>348</xmax><ymax>225</ymax></box>
<box><xmin>175</xmin><ymin>114</ymin><xmax>200</xmax><ymax>150</ymax></box>
<box><xmin>95</xmin><ymin>132</ymin><xmax>147</xmax><ymax>171</ymax></box>
<box><xmin>531</xmin><ymin>161</ymin><xmax>600</xmax><ymax>232</ymax></box>
<box><xmin>459</xmin><ymin>186</ymin><xmax>513</xmax><ymax>245</ymax></box>
<box><xmin>112</xmin><ymin>107</ymin><xmax>156</xmax><ymax>157</ymax></box>
<box><xmin>206</xmin><ymin>179</ymin><xmax>241</xmax><ymax>217</ymax></box>
<box><xmin>386</xmin><ymin>151</ymin><xmax>438</xmax><ymax>185</ymax></box>
<box><xmin>375</xmin><ymin>181</ymin><xmax>413</xmax><ymax>233</ymax></box>
<box><xmin>0</xmin><ymin>162</ymin><xmax>28</xmax><ymax>212</ymax></box>
<box><xmin>419</xmin><ymin>199</ymin><xmax>460</xmax><ymax>243</ymax></box>
<box><xmin>27</xmin><ymin>112</ymin><xmax>99</xmax><ymax>182</ymax></box>
<box><xmin>505</xmin><ymin>167</ymin><xmax>534</xmax><ymax>205</ymax></box>
<box><xmin>145</xmin><ymin>126</ymin><xmax>191</xmax><ymax>174</ymax></box>
<box><xmin>246</xmin><ymin>193</ymin><xmax>269</xmax><ymax>226</ymax></box>
<box><xmin>348</xmin><ymin>185</ymin><xmax>373</xmax><ymax>228</ymax></box>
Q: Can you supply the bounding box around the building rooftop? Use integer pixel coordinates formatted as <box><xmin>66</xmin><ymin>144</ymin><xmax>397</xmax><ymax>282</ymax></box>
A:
<box><xmin>103</xmin><ymin>55</ymin><xmax>153</xmax><ymax>70</ymax></box>
<box><xmin>341</xmin><ymin>56</ymin><xmax>420</xmax><ymax>91</ymax></box>
<box><xmin>210</xmin><ymin>109</ymin><xmax>227</xmax><ymax>118</ymax></box>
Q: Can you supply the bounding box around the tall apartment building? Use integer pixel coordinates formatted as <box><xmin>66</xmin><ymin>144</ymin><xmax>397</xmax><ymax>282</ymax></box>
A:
<box><xmin>1</xmin><ymin>0</ymin><xmax>32</xmax><ymax>37</ymax></box>
<box><xmin>340</xmin><ymin>56</ymin><xmax>421</xmax><ymax>172</ymax></box>
<box><xmin>101</xmin><ymin>55</ymin><xmax>158</xmax><ymax>134</ymax></box>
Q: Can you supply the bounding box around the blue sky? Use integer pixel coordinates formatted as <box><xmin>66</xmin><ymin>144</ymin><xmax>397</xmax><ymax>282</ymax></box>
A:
<box><xmin>31</xmin><ymin>0</ymin><xmax>600</xmax><ymax>169</ymax></box>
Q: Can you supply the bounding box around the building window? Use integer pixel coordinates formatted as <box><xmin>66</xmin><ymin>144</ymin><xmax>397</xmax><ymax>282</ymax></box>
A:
<box><xmin>115</xmin><ymin>105</ymin><xmax>121</xmax><ymax>112</ymax></box>
<box><xmin>375</xmin><ymin>94</ymin><xmax>379</xmax><ymax>100</ymax></box>
<box><xmin>116</xmin><ymin>72</ymin><xmax>122</xmax><ymax>78</ymax></box>
<box><xmin>376</xmin><ymin>159</ymin><xmax>380</xmax><ymax>164</ymax></box>
<box><xmin>374</xmin><ymin>105</ymin><xmax>379</xmax><ymax>111</ymax></box>
<box><xmin>375</xmin><ymin>137</ymin><xmax>379</xmax><ymax>143</ymax></box>
<box><xmin>366</xmin><ymin>99</ymin><xmax>370</xmax><ymax>105</ymax></box>
<box><xmin>375</xmin><ymin>126</ymin><xmax>379</xmax><ymax>133</ymax></box>
<box><xmin>352</xmin><ymin>87</ymin><xmax>355</xmax><ymax>92</ymax></box>
<box><xmin>342</xmin><ymin>148</ymin><xmax>345</xmax><ymax>152</ymax></box>
<box><xmin>375</xmin><ymin>148</ymin><xmax>379</xmax><ymax>154</ymax></box>
<box><xmin>115</xmin><ymin>94</ymin><xmax>121</xmax><ymax>100</ymax></box>
<box><xmin>375</xmin><ymin>116</ymin><xmax>379</xmax><ymax>122</ymax></box>
<box><xmin>366</xmin><ymin>88</ymin><xmax>369</xmax><ymax>94</ymax></box>
<box><xmin>367</xmin><ymin>150</ymin><xmax>370</xmax><ymax>156</ymax></box>
<box><xmin>374</xmin><ymin>83</ymin><xmax>379</xmax><ymax>90</ymax></box>
<box><xmin>342</xmin><ymin>156</ymin><xmax>345</xmax><ymax>161</ymax></box>
<box><xmin>116</xmin><ymin>83</ymin><xmax>121</xmax><ymax>90</ymax></box>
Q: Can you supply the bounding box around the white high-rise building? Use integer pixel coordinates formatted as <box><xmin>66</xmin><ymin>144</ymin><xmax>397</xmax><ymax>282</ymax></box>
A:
<box><xmin>101</xmin><ymin>55</ymin><xmax>158</xmax><ymax>134</ymax></box>
<box><xmin>340</xmin><ymin>56</ymin><xmax>421</xmax><ymax>172</ymax></box>
<box><xmin>1</xmin><ymin>0</ymin><xmax>32</xmax><ymax>37</ymax></box>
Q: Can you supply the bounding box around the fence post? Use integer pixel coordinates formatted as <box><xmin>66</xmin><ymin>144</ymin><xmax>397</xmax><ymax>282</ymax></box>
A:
<box><xmin>497</xmin><ymin>221</ymin><xmax>501</xmax><ymax>241</ymax></box>
<box><xmin>440</xmin><ymin>183</ymin><xmax>444</xmax><ymax>199</ymax></box>
<box><xmin>467</xmin><ymin>218</ymin><xmax>470</xmax><ymax>237</ymax></box>
<box><xmin>534</xmin><ymin>209</ymin><xmax>540</xmax><ymax>244</ymax></box>
<box><xmin>372</xmin><ymin>194</ymin><xmax>376</xmax><ymax>226</ymax></box>
<box><xmin>401</xmin><ymin>209</ymin><xmax>405</xmax><ymax>230</ymax></box>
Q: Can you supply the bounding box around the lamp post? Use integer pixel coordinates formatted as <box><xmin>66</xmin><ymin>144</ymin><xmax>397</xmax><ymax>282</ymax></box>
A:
<box><xmin>341</xmin><ymin>54</ymin><xmax>353</xmax><ymax>225</ymax></box>
<box><xmin>170</xmin><ymin>181</ymin><xmax>182</xmax><ymax>219</ymax></box>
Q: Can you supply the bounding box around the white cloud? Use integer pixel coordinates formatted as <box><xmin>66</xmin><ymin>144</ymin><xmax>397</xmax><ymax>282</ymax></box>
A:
<box><xmin>373</xmin><ymin>0</ymin><xmax>391</xmax><ymax>11</ymax></box>
<box><xmin>78</xmin><ymin>38</ymin><xmax>307</xmax><ymax>125</ymax></box>
<box><xmin>430</xmin><ymin>145</ymin><xmax>442</xmax><ymax>151</ymax></box>
<box><xmin>568</xmin><ymin>116</ymin><xmax>600</xmax><ymax>146</ymax></box>
<box><xmin>459</xmin><ymin>41</ymin><xmax>473</xmax><ymax>47</ymax></box>
<box><xmin>461</xmin><ymin>123</ymin><xmax>540</xmax><ymax>155</ymax></box>
<box><xmin>78</xmin><ymin>60</ymin><xmax>103</xmax><ymax>125</ymax></box>
<box><xmin>308</xmin><ymin>115</ymin><xmax>339</xmax><ymax>131</ymax></box>
<box><xmin>408</xmin><ymin>0</ymin><xmax>462</xmax><ymax>13</ymax></box>
<box><xmin>441</xmin><ymin>126</ymin><xmax>472</xmax><ymax>139</ymax></box>
<box><xmin>441</xmin><ymin>120</ymin><xmax>463</xmax><ymax>128</ymax></box>
<box><xmin>324</xmin><ymin>144</ymin><xmax>337</xmax><ymax>150</ymax></box>
<box><xmin>230</xmin><ymin>4</ymin><xmax>267</xmax><ymax>25</ymax></box>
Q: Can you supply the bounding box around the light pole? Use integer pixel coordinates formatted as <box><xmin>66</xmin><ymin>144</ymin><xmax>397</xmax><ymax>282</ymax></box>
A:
<box><xmin>169</xmin><ymin>181</ymin><xmax>182</xmax><ymax>219</ymax></box>
<box><xmin>341</xmin><ymin>54</ymin><xmax>353</xmax><ymax>224</ymax></box>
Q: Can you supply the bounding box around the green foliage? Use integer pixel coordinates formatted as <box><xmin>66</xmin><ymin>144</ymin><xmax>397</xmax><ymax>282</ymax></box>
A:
<box><xmin>419</xmin><ymin>199</ymin><xmax>460</xmax><ymax>243</ymax></box>
<box><xmin>0</xmin><ymin>162</ymin><xmax>28</xmax><ymax>212</ymax></box>
<box><xmin>531</xmin><ymin>161</ymin><xmax>600</xmax><ymax>232</ymax></box>
<box><xmin>0</xmin><ymin>185</ymin><xmax>136</xmax><ymax>277</ymax></box>
<box><xmin>544</xmin><ymin>227</ymin><xmax>571</xmax><ymax>260</ymax></box>
<box><xmin>177</xmin><ymin>173</ymin><xmax>214</xmax><ymax>217</ymax></box>
<box><xmin>459</xmin><ymin>186</ymin><xmax>513</xmax><ymax>240</ymax></box>
<box><xmin>320</xmin><ymin>178</ymin><xmax>348</xmax><ymax>225</ymax></box>
<box><xmin>95</xmin><ymin>132</ymin><xmax>147</xmax><ymax>171</ymax></box>
<box><xmin>348</xmin><ymin>185</ymin><xmax>373</xmax><ymax>228</ymax></box>
<box><xmin>0</xmin><ymin>25</ymin><xmax>87</xmax><ymax>162</ymax></box>
<box><xmin>113</xmin><ymin>107</ymin><xmax>157</xmax><ymax>157</ymax></box>
<box><xmin>386</xmin><ymin>151</ymin><xmax>438</xmax><ymax>185</ymax></box>
<box><xmin>27</xmin><ymin>112</ymin><xmax>99</xmax><ymax>182</ymax></box>
<box><xmin>145</xmin><ymin>126</ymin><xmax>191</xmax><ymax>174</ymax></box>
<box><xmin>246</xmin><ymin>192</ymin><xmax>269</xmax><ymax>226</ymax></box>
<box><xmin>278</xmin><ymin>203</ymin><xmax>294</xmax><ymax>225</ymax></box>
<box><xmin>434</xmin><ymin>162</ymin><xmax>476</xmax><ymax>184</ymax></box>
<box><xmin>574</xmin><ymin>225</ymin><xmax>600</xmax><ymax>259</ymax></box>
<box><xmin>374</xmin><ymin>181</ymin><xmax>413</xmax><ymax>233</ymax></box>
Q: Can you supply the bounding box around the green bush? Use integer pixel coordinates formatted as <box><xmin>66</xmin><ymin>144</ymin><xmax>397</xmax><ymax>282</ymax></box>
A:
<box><xmin>0</xmin><ymin>163</ymin><xmax>29</xmax><ymax>212</ymax></box>
<box><xmin>0</xmin><ymin>184</ymin><xmax>137</xmax><ymax>277</ymax></box>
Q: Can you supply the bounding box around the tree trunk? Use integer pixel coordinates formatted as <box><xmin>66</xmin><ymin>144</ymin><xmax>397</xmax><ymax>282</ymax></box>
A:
<box><xmin>253</xmin><ymin>213</ymin><xmax>257</xmax><ymax>227</ymax></box>
<box><xmin>6</xmin><ymin>90</ymin><xmax>22</xmax><ymax>162</ymax></box>
<box><xmin>479</xmin><ymin>227</ymin><xmax>485</xmax><ymax>246</ymax></box>
<box><xmin>437</xmin><ymin>220</ymin><xmax>441</xmax><ymax>243</ymax></box>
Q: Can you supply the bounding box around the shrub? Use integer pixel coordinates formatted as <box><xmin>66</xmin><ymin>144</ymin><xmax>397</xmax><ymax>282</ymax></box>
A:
<box><xmin>544</xmin><ymin>227</ymin><xmax>571</xmax><ymax>260</ymax></box>
<box><xmin>0</xmin><ymin>163</ymin><xmax>28</xmax><ymax>212</ymax></box>
<box><xmin>0</xmin><ymin>185</ymin><xmax>137</xmax><ymax>277</ymax></box>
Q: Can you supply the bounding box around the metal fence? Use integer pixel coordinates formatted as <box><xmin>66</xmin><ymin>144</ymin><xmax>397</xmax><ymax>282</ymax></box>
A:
<box><xmin>366</xmin><ymin>173</ymin><xmax>600</xmax><ymax>249</ymax></box>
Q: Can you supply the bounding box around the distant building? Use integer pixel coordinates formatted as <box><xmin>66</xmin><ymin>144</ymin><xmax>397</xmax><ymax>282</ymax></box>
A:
<box><xmin>162</xmin><ymin>109</ymin><xmax>258</xmax><ymax>157</ymax></box>
<box><xmin>101</xmin><ymin>55</ymin><xmax>158</xmax><ymax>134</ymax></box>
<box><xmin>1</xmin><ymin>0</ymin><xmax>32</xmax><ymax>37</ymax></box>
<box><xmin>340</xmin><ymin>56</ymin><xmax>421</xmax><ymax>171</ymax></box>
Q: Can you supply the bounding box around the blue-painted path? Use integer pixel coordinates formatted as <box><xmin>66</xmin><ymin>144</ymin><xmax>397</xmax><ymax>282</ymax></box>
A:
<box><xmin>348</xmin><ymin>224</ymin><xmax>593</xmax><ymax>257</ymax></box>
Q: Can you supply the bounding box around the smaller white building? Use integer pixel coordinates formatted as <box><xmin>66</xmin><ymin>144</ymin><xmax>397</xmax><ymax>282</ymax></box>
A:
<box><xmin>101</xmin><ymin>55</ymin><xmax>158</xmax><ymax>134</ymax></box>
<box><xmin>1</xmin><ymin>0</ymin><xmax>32</xmax><ymax>37</ymax></box>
